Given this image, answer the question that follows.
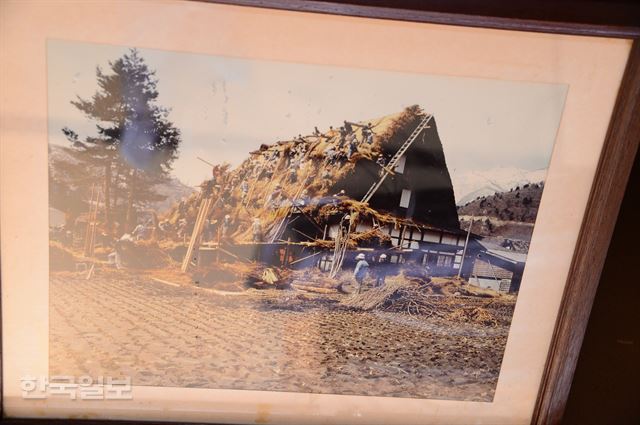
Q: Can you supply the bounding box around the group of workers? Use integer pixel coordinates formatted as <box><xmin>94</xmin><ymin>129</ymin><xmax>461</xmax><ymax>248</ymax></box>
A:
<box><xmin>238</xmin><ymin>119</ymin><xmax>379</xmax><ymax>194</ymax></box>
<box><xmin>353</xmin><ymin>252</ymin><xmax>390</xmax><ymax>292</ymax></box>
<box><xmin>158</xmin><ymin>119</ymin><xmax>387</xmax><ymax>255</ymax></box>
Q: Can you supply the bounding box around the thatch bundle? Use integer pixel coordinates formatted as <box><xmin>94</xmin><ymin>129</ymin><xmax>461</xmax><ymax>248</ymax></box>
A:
<box><xmin>118</xmin><ymin>240</ymin><xmax>173</xmax><ymax>269</ymax></box>
<box><xmin>340</xmin><ymin>276</ymin><xmax>513</xmax><ymax>327</ymax></box>
<box><xmin>49</xmin><ymin>241</ymin><xmax>77</xmax><ymax>271</ymax></box>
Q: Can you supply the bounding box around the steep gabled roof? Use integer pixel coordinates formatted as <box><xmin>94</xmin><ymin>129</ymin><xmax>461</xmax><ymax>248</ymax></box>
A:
<box><xmin>165</xmin><ymin>105</ymin><xmax>460</xmax><ymax>242</ymax></box>
<box><xmin>477</xmin><ymin>240</ymin><xmax>528</xmax><ymax>264</ymax></box>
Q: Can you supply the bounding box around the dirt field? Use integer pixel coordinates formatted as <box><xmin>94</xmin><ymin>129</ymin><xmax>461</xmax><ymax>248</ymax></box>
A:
<box><xmin>50</xmin><ymin>270</ymin><xmax>512</xmax><ymax>402</ymax></box>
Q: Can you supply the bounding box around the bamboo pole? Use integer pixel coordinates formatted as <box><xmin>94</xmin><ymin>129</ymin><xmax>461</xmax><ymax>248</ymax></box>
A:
<box><xmin>181</xmin><ymin>196</ymin><xmax>211</xmax><ymax>272</ymax></box>
<box><xmin>83</xmin><ymin>184</ymin><xmax>96</xmax><ymax>256</ymax></box>
<box><xmin>291</xmin><ymin>227</ymin><xmax>315</xmax><ymax>241</ymax></box>
<box><xmin>457</xmin><ymin>216</ymin><xmax>474</xmax><ymax>279</ymax></box>
<box><xmin>88</xmin><ymin>190</ymin><xmax>102</xmax><ymax>257</ymax></box>
<box><xmin>197</xmin><ymin>156</ymin><xmax>215</xmax><ymax>167</ymax></box>
<box><xmin>289</xmin><ymin>251</ymin><xmax>321</xmax><ymax>265</ymax></box>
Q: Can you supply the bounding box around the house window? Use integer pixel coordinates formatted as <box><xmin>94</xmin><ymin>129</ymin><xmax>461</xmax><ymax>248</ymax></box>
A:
<box><xmin>399</xmin><ymin>189</ymin><xmax>411</xmax><ymax>208</ymax></box>
<box><xmin>394</xmin><ymin>155</ymin><xmax>407</xmax><ymax>174</ymax></box>
<box><xmin>436</xmin><ymin>254</ymin><xmax>453</xmax><ymax>267</ymax></box>
<box><xmin>423</xmin><ymin>252</ymin><xmax>438</xmax><ymax>266</ymax></box>
<box><xmin>422</xmin><ymin>230</ymin><xmax>440</xmax><ymax>243</ymax></box>
<box><xmin>441</xmin><ymin>234</ymin><xmax>458</xmax><ymax>245</ymax></box>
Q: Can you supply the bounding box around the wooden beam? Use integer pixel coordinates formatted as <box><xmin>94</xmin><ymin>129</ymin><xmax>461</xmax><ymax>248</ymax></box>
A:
<box><xmin>289</xmin><ymin>251</ymin><xmax>321</xmax><ymax>265</ymax></box>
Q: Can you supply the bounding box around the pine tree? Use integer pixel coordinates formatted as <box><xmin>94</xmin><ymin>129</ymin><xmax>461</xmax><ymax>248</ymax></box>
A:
<box><xmin>59</xmin><ymin>49</ymin><xmax>181</xmax><ymax>234</ymax></box>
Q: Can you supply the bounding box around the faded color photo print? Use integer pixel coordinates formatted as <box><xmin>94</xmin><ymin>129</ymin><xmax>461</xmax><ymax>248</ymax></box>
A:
<box><xmin>48</xmin><ymin>39</ymin><xmax>566</xmax><ymax>401</ymax></box>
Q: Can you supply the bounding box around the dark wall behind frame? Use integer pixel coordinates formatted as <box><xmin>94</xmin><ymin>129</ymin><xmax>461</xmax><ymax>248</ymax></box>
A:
<box><xmin>2</xmin><ymin>1</ymin><xmax>639</xmax><ymax>424</ymax></box>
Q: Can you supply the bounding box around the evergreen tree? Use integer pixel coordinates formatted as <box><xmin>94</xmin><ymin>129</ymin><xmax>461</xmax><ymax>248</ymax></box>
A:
<box><xmin>59</xmin><ymin>49</ymin><xmax>181</xmax><ymax>234</ymax></box>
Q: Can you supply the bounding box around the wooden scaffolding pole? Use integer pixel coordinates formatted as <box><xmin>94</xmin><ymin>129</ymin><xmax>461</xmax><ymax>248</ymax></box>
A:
<box><xmin>457</xmin><ymin>216</ymin><xmax>474</xmax><ymax>279</ymax></box>
<box><xmin>87</xmin><ymin>190</ymin><xmax>102</xmax><ymax>257</ymax></box>
<box><xmin>83</xmin><ymin>184</ymin><xmax>96</xmax><ymax>256</ymax></box>
<box><xmin>181</xmin><ymin>195</ymin><xmax>213</xmax><ymax>272</ymax></box>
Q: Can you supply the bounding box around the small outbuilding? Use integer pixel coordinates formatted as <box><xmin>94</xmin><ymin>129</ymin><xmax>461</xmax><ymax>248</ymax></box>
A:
<box><xmin>461</xmin><ymin>240</ymin><xmax>527</xmax><ymax>293</ymax></box>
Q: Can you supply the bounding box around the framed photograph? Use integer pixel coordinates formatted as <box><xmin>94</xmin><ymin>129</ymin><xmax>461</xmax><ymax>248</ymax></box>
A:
<box><xmin>1</xmin><ymin>1</ymin><xmax>638</xmax><ymax>424</ymax></box>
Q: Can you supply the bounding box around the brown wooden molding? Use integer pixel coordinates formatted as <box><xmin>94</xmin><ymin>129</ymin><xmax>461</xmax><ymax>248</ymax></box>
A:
<box><xmin>195</xmin><ymin>0</ymin><xmax>640</xmax><ymax>37</ymax></box>
<box><xmin>532</xmin><ymin>39</ymin><xmax>640</xmax><ymax>425</ymax></box>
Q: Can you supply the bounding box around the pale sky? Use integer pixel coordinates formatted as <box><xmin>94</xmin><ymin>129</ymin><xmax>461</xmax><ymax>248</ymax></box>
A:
<box><xmin>47</xmin><ymin>39</ymin><xmax>567</xmax><ymax>187</ymax></box>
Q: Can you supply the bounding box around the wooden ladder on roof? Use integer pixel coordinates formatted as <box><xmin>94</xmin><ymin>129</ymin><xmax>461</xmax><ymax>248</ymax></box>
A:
<box><xmin>267</xmin><ymin>147</ymin><xmax>317</xmax><ymax>243</ymax></box>
<box><xmin>360</xmin><ymin>114</ymin><xmax>433</xmax><ymax>204</ymax></box>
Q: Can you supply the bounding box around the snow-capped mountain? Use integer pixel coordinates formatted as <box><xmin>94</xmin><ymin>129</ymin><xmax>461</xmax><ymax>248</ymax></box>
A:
<box><xmin>451</xmin><ymin>167</ymin><xmax>547</xmax><ymax>206</ymax></box>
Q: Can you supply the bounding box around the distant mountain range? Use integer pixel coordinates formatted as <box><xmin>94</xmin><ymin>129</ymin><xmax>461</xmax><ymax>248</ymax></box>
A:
<box><xmin>152</xmin><ymin>176</ymin><xmax>195</xmax><ymax>212</ymax></box>
<box><xmin>451</xmin><ymin>167</ymin><xmax>547</xmax><ymax>206</ymax></box>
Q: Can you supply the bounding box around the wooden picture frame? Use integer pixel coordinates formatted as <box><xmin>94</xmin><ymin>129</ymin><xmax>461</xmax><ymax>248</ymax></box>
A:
<box><xmin>1</xmin><ymin>1</ymin><xmax>638</xmax><ymax>424</ymax></box>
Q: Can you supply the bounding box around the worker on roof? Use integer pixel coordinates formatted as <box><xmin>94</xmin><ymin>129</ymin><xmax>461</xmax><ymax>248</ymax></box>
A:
<box><xmin>202</xmin><ymin>179</ymin><xmax>216</xmax><ymax>196</ymax></box>
<box><xmin>251</xmin><ymin>218</ymin><xmax>262</xmax><ymax>242</ymax></box>
<box><xmin>336</xmin><ymin>150</ymin><xmax>348</xmax><ymax>165</ymax></box>
<box><xmin>320</xmin><ymin>169</ymin><xmax>332</xmax><ymax>191</ymax></box>
<box><xmin>296</xmin><ymin>189</ymin><xmax>309</xmax><ymax>207</ymax></box>
<box><xmin>266</xmin><ymin>185</ymin><xmax>283</xmax><ymax>209</ymax></box>
<box><xmin>324</xmin><ymin>146</ymin><xmax>337</xmax><ymax>164</ymax></box>
<box><xmin>240</xmin><ymin>180</ymin><xmax>249</xmax><ymax>201</ymax></box>
<box><xmin>376</xmin><ymin>154</ymin><xmax>387</xmax><ymax>176</ymax></box>
<box><xmin>313</xmin><ymin>126</ymin><xmax>320</xmax><ymax>136</ymax></box>
<box><xmin>260</xmin><ymin>164</ymin><xmax>274</xmax><ymax>180</ymax></box>
<box><xmin>347</xmin><ymin>138</ymin><xmax>358</xmax><ymax>158</ymax></box>
<box><xmin>343</xmin><ymin>120</ymin><xmax>353</xmax><ymax>133</ymax></box>
<box><xmin>362</xmin><ymin>123</ymin><xmax>375</xmax><ymax>144</ymax></box>
<box><xmin>338</xmin><ymin>126</ymin><xmax>348</xmax><ymax>147</ymax></box>
<box><xmin>288</xmin><ymin>167</ymin><xmax>298</xmax><ymax>183</ymax></box>
<box><xmin>353</xmin><ymin>253</ymin><xmax>369</xmax><ymax>293</ymax></box>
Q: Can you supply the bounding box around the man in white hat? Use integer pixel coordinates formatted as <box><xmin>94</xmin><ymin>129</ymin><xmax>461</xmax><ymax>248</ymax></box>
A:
<box><xmin>221</xmin><ymin>214</ymin><xmax>232</xmax><ymax>239</ymax></box>
<box><xmin>353</xmin><ymin>253</ymin><xmax>369</xmax><ymax>293</ymax></box>
<box><xmin>374</xmin><ymin>253</ymin><xmax>389</xmax><ymax>287</ymax></box>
